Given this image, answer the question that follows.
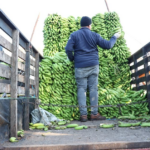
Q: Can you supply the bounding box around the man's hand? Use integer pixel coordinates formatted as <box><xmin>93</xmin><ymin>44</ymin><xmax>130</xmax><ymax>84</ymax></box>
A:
<box><xmin>114</xmin><ymin>32</ymin><xmax>121</xmax><ymax>39</ymax></box>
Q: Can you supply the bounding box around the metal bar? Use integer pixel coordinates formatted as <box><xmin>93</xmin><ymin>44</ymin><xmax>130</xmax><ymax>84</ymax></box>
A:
<box><xmin>104</xmin><ymin>0</ymin><xmax>110</xmax><ymax>12</ymax></box>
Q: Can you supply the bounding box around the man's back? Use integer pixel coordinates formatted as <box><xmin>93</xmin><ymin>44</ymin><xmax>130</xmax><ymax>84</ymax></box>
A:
<box><xmin>71</xmin><ymin>27</ymin><xmax>99</xmax><ymax>68</ymax></box>
<box><xmin>65</xmin><ymin>27</ymin><xmax>117</xmax><ymax>68</ymax></box>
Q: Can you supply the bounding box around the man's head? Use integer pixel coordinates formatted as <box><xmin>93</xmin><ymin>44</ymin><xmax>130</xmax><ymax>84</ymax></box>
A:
<box><xmin>80</xmin><ymin>16</ymin><xmax>92</xmax><ymax>30</ymax></box>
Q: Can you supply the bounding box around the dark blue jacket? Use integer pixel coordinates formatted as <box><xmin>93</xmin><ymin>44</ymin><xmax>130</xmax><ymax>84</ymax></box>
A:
<box><xmin>65</xmin><ymin>27</ymin><xmax>117</xmax><ymax>68</ymax></box>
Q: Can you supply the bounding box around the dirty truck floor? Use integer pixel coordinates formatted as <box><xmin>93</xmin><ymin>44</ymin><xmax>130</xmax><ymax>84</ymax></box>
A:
<box><xmin>2</xmin><ymin>120</ymin><xmax>150</xmax><ymax>150</ymax></box>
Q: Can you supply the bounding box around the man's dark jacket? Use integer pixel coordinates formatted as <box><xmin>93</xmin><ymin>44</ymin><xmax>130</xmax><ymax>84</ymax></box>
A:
<box><xmin>65</xmin><ymin>27</ymin><xmax>117</xmax><ymax>68</ymax></box>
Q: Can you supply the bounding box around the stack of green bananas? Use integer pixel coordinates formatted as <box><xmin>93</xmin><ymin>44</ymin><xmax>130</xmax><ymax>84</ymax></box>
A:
<box><xmin>43</xmin><ymin>14</ymin><xmax>62</xmax><ymax>56</ymax></box>
<box><xmin>68</xmin><ymin>16</ymin><xmax>78</xmax><ymax>34</ymax></box>
<box><xmin>92</xmin><ymin>13</ymin><xmax>107</xmax><ymax>39</ymax></box>
<box><xmin>59</xmin><ymin>18</ymin><xmax>70</xmax><ymax>52</ymax></box>
<box><xmin>39</xmin><ymin>52</ymin><xmax>79</xmax><ymax>120</ymax></box>
<box><xmin>98</xmin><ymin>88</ymin><xmax>148</xmax><ymax>118</ymax></box>
<box><xmin>104</xmin><ymin>12</ymin><xmax>131</xmax><ymax>91</ymax></box>
<box><xmin>39</xmin><ymin>52</ymin><xmax>149</xmax><ymax>120</ymax></box>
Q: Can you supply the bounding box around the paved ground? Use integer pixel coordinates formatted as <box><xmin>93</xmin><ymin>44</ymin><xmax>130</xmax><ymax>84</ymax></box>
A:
<box><xmin>2</xmin><ymin>120</ymin><xmax>150</xmax><ymax>150</ymax></box>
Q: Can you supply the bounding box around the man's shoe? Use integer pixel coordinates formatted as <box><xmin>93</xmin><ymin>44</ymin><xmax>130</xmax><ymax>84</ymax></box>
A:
<box><xmin>90</xmin><ymin>113</ymin><xmax>106</xmax><ymax>121</ymax></box>
<box><xmin>80</xmin><ymin>115</ymin><xmax>87</xmax><ymax>122</ymax></box>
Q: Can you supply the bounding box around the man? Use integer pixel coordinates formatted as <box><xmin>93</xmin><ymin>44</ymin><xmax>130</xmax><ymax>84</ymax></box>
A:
<box><xmin>65</xmin><ymin>16</ymin><xmax>120</xmax><ymax>122</ymax></box>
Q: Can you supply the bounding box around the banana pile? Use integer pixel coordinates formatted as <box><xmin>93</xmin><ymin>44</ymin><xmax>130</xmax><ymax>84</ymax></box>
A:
<box><xmin>98</xmin><ymin>88</ymin><xmax>148</xmax><ymax>118</ymax></box>
<box><xmin>68</xmin><ymin>16</ymin><xmax>78</xmax><ymax>34</ymax></box>
<box><xmin>39</xmin><ymin>52</ymin><xmax>79</xmax><ymax>120</ymax></box>
<box><xmin>59</xmin><ymin>18</ymin><xmax>70</xmax><ymax>52</ymax></box>
<box><xmin>40</xmin><ymin>12</ymin><xmax>149</xmax><ymax>120</ymax></box>
<box><xmin>92</xmin><ymin>13</ymin><xmax>107</xmax><ymax>39</ymax></box>
<box><xmin>43</xmin><ymin>14</ymin><xmax>61</xmax><ymax>56</ymax></box>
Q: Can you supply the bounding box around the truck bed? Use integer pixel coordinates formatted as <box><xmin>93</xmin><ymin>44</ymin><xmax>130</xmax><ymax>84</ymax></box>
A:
<box><xmin>2</xmin><ymin>120</ymin><xmax>150</xmax><ymax>150</ymax></box>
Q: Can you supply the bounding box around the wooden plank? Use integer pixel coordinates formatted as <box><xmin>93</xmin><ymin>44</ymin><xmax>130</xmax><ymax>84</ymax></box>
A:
<box><xmin>30</xmin><ymin>58</ymin><xmax>35</xmax><ymax>67</ymax></box>
<box><xmin>18</xmin><ymin>49</ymin><xmax>26</xmax><ymax>60</ymax></box>
<box><xmin>132</xmin><ymin>85</ymin><xmax>147</xmax><ymax>91</ymax></box>
<box><xmin>0</xmin><ymin>51</ymin><xmax>11</xmax><ymax>64</ymax></box>
<box><xmin>3</xmin><ymin>141</ymin><xmax>150</xmax><ymax>150</ymax></box>
<box><xmin>0</xmin><ymin>79</ymin><xmax>10</xmax><ymax>84</ymax></box>
<box><xmin>19</xmin><ymin>35</ymin><xmax>26</xmax><ymax>50</ymax></box>
<box><xmin>35</xmin><ymin>53</ymin><xmax>39</xmax><ymax>108</ymax></box>
<box><xmin>0</xmin><ymin>64</ymin><xmax>34</xmax><ymax>84</ymax></box>
<box><xmin>30</xmin><ymin>47</ymin><xmax>36</xmax><ymax>58</ymax></box>
<box><xmin>0</xmin><ymin>35</ymin><xmax>12</xmax><ymax>50</ymax></box>
<box><xmin>135</xmin><ymin>49</ymin><xmax>143</xmax><ymax>60</ymax></box>
<box><xmin>18</xmin><ymin>61</ymin><xmax>35</xmax><ymax>76</ymax></box>
<box><xmin>131</xmin><ymin>76</ymin><xmax>146</xmax><ymax>84</ymax></box>
<box><xmin>24</xmin><ymin>43</ymin><xmax>30</xmax><ymax>130</ymax></box>
<box><xmin>0</xmin><ymin>63</ymin><xmax>10</xmax><ymax>78</ymax></box>
<box><xmin>130</xmin><ymin>59</ymin><xmax>144</xmax><ymax>70</ymax></box>
<box><xmin>0</xmin><ymin>18</ymin><xmax>13</xmax><ymax>37</ymax></box>
<box><xmin>128</xmin><ymin>55</ymin><xmax>134</xmax><ymax>64</ymax></box>
<box><xmin>0</xmin><ymin>83</ymin><xmax>10</xmax><ymax>93</ymax></box>
<box><xmin>18</xmin><ymin>75</ymin><xmax>35</xmax><ymax>85</ymax></box>
<box><xmin>131</xmin><ymin>68</ymin><xmax>145</xmax><ymax>78</ymax></box>
<box><xmin>10</xmin><ymin>29</ymin><xmax>19</xmax><ymax>137</ymax></box>
<box><xmin>0</xmin><ymin>35</ymin><xmax>27</xmax><ymax>60</ymax></box>
<box><xmin>0</xmin><ymin>51</ymin><xmax>35</xmax><ymax>73</ymax></box>
<box><xmin>0</xmin><ymin>83</ymin><xmax>35</xmax><ymax>95</ymax></box>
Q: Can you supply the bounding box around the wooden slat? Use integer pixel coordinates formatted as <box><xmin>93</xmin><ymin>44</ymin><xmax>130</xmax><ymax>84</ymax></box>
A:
<box><xmin>0</xmin><ymin>51</ymin><xmax>11</xmax><ymax>64</ymax></box>
<box><xmin>130</xmin><ymin>59</ymin><xmax>144</xmax><ymax>70</ymax></box>
<box><xmin>0</xmin><ymin>83</ymin><xmax>10</xmax><ymax>93</ymax></box>
<box><xmin>0</xmin><ymin>83</ymin><xmax>35</xmax><ymax>94</ymax></box>
<box><xmin>132</xmin><ymin>85</ymin><xmax>147</xmax><ymax>91</ymax></box>
<box><xmin>0</xmin><ymin>34</ymin><xmax>12</xmax><ymax>50</ymax></box>
<box><xmin>0</xmin><ymin>18</ymin><xmax>13</xmax><ymax>37</ymax></box>
<box><xmin>131</xmin><ymin>68</ymin><xmax>145</xmax><ymax>78</ymax></box>
<box><xmin>0</xmin><ymin>79</ymin><xmax>10</xmax><ymax>84</ymax></box>
<box><xmin>30</xmin><ymin>58</ymin><xmax>35</xmax><ymax>67</ymax></box>
<box><xmin>0</xmin><ymin>63</ymin><xmax>35</xmax><ymax>84</ymax></box>
<box><xmin>135</xmin><ymin>50</ymin><xmax>143</xmax><ymax>60</ymax></box>
<box><xmin>0</xmin><ymin>51</ymin><xmax>35</xmax><ymax>76</ymax></box>
<box><xmin>10</xmin><ymin>29</ymin><xmax>19</xmax><ymax>137</ymax></box>
<box><xmin>18</xmin><ymin>49</ymin><xmax>25</xmax><ymax>60</ymax></box>
<box><xmin>0</xmin><ymin>35</ymin><xmax>35</xmax><ymax>66</ymax></box>
<box><xmin>0</xmin><ymin>63</ymin><xmax>10</xmax><ymax>78</ymax></box>
<box><xmin>18</xmin><ymin>74</ymin><xmax>35</xmax><ymax>85</ymax></box>
<box><xmin>18</xmin><ymin>61</ymin><xmax>35</xmax><ymax>76</ymax></box>
<box><xmin>131</xmin><ymin>76</ymin><xmax>146</xmax><ymax>84</ymax></box>
<box><xmin>128</xmin><ymin>55</ymin><xmax>134</xmax><ymax>64</ymax></box>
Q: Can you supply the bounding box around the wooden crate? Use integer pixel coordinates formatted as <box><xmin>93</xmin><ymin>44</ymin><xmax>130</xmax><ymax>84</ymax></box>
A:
<box><xmin>0</xmin><ymin>9</ymin><xmax>43</xmax><ymax>137</ymax></box>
